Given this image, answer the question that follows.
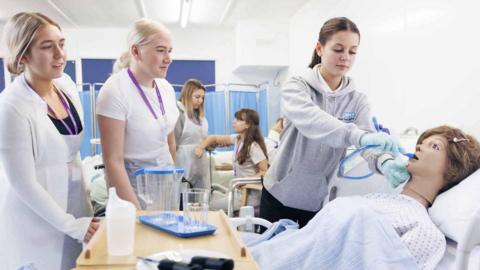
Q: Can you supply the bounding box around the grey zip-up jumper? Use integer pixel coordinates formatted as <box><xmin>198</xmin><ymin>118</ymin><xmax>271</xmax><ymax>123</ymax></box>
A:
<box><xmin>263</xmin><ymin>65</ymin><xmax>374</xmax><ymax>212</ymax></box>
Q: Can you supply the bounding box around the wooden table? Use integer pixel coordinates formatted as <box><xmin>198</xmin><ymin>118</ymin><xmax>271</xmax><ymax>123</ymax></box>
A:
<box><xmin>75</xmin><ymin>211</ymin><xmax>259</xmax><ymax>270</ymax></box>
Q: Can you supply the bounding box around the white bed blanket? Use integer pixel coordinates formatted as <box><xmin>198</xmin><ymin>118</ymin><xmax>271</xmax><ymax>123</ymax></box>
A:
<box><xmin>251</xmin><ymin>196</ymin><xmax>418</xmax><ymax>270</ymax></box>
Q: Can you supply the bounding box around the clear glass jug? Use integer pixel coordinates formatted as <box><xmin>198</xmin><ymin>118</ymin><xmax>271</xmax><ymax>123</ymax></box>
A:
<box><xmin>134</xmin><ymin>166</ymin><xmax>185</xmax><ymax>212</ymax></box>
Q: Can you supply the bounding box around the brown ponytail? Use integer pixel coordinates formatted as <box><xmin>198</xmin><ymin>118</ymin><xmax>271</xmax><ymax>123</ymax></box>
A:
<box><xmin>308</xmin><ymin>17</ymin><xmax>360</xmax><ymax>68</ymax></box>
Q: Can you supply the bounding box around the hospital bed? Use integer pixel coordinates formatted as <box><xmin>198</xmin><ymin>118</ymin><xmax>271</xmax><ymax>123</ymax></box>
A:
<box><xmin>327</xmin><ymin>160</ymin><xmax>480</xmax><ymax>269</ymax></box>
<box><xmin>80</xmin><ymin>139</ymin><xmax>480</xmax><ymax>269</ymax></box>
<box><xmin>326</xmin><ymin>132</ymin><xmax>480</xmax><ymax>269</ymax></box>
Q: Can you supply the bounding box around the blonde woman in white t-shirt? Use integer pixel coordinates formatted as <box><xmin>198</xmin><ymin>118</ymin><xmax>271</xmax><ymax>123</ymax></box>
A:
<box><xmin>96</xmin><ymin>19</ymin><xmax>179</xmax><ymax>209</ymax></box>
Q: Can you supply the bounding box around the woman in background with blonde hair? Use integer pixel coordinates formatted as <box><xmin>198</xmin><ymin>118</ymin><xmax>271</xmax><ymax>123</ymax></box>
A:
<box><xmin>0</xmin><ymin>12</ymin><xmax>97</xmax><ymax>270</ymax></box>
<box><xmin>96</xmin><ymin>18</ymin><xmax>179</xmax><ymax>209</ymax></box>
<box><xmin>174</xmin><ymin>79</ymin><xmax>210</xmax><ymax>189</ymax></box>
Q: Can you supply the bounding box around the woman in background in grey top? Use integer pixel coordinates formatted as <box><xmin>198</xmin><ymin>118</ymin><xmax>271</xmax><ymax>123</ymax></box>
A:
<box><xmin>259</xmin><ymin>17</ymin><xmax>403</xmax><ymax>227</ymax></box>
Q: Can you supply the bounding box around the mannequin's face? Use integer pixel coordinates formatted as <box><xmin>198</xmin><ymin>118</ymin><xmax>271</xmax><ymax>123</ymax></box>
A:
<box><xmin>408</xmin><ymin>135</ymin><xmax>448</xmax><ymax>179</ymax></box>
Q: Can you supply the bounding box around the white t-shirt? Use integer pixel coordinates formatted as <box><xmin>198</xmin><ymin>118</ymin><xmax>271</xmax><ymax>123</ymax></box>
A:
<box><xmin>96</xmin><ymin>69</ymin><xmax>179</xmax><ymax>161</ymax></box>
<box><xmin>231</xmin><ymin>134</ymin><xmax>267</xmax><ymax>177</ymax></box>
<box><xmin>316</xmin><ymin>65</ymin><xmax>346</xmax><ymax>93</ymax></box>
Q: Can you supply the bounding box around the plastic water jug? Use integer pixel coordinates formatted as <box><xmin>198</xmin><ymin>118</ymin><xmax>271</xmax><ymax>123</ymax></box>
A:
<box><xmin>106</xmin><ymin>187</ymin><xmax>136</xmax><ymax>256</ymax></box>
<box><xmin>134</xmin><ymin>167</ymin><xmax>184</xmax><ymax>211</ymax></box>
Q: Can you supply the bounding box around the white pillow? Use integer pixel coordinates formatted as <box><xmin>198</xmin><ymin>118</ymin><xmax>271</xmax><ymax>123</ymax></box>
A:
<box><xmin>429</xmin><ymin>168</ymin><xmax>480</xmax><ymax>242</ymax></box>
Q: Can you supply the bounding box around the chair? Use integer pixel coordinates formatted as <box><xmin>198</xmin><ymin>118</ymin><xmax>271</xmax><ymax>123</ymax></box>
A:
<box><xmin>227</xmin><ymin>177</ymin><xmax>263</xmax><ymax>217</ymax></box>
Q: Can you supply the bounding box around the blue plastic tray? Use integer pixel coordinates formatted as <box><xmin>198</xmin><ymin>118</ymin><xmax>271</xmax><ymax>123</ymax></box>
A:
<box><xmin>139</xmin><ymin>213</ymin><xmax>217</xmax><ymax>238</ymax></box>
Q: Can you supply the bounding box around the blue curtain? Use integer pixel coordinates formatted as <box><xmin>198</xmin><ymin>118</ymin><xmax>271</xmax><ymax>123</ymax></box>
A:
<box><xmin>79</xmin><ymin>90</ymin><xmax>92</xmax><ymax>158</ymax></box>
<box><xmin>79</xmin><ymin>88</ymin><xmax>101</xmax><ymax>158</ymax></box>
<box><xmin>78</xmin><ymin>87</ymin><xmax>268</xmax><ymax>158</ymax></box>
<box><xmin>258</xmin><ymin>88</ymin><xmax>268</xmax><ymax>136</ymax></box>
<box><xmin>229</xmin><ymin>91</ymin><xmax>257</xmax><ymax>134</ymax></box>
<box><xmin>204</xmin><ymin>91</ymin><xmax>226</xmax><ymax>134</ymax></box>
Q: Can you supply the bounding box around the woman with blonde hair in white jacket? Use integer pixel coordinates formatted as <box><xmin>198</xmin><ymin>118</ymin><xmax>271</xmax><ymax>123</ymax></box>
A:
<box><xmin>0</xmin><ymin>12</ymin><xmax>98</xmax><ymax>270</ymax></box>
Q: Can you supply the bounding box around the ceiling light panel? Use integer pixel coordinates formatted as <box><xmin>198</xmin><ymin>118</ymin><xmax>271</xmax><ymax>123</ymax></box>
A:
<box><xmin>146</xmin><ymin>0</ymin><xmax>181</xmax><ymax>24</ymax></box>
<box><xmin>50</xmin><ymin>0</ymin><xmax>138</xmax><ymax>27</ymax></box>
<box><xmin>189</xmin><ymin>0</ymin><xmax>229</xmax><ymax>25</ymax></box>
<box><xmin>0</xmin><ymin>0</ymin><xmax>71</xmax><ymax>26</ymax></box>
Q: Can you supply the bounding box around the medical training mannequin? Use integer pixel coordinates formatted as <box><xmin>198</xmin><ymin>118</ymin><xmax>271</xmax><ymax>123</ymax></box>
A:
<box><xmin>174</xmin><ymin>79</ymin><xmax>209</xmax><ymax>189</ymax></box>
<box><xmin>259</xmin><ymin>17</ymin><xmax>404</xmax><ymax>227</ymax></box>
<box><xmin>96</xmin><ymin>19</ymin><xmax>179</xmax><ymax>209</ymax></box>
<box><xmin>252</xmin><ymin>126</ymin><xmax>480</xmax><ymax>270</ymax></box>
<box><xmin>0</xmin><ymin>12</ymin><xmax>97</xmax><ymax>270</ymax></box>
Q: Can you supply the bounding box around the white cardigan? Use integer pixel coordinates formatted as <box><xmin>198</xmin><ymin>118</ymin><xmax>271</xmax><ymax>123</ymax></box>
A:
<box><xmin>0</xmin><ymin>73</ymin><xmax>92</xmax><ymax>270</ymax></box>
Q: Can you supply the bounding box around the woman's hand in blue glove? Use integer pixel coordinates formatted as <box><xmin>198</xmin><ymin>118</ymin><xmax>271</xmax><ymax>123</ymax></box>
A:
<box><xmin>360</xmin><ymin>132</ymin><xmax>404</xmax><ymax>154</ymax></box>
<box><xmin>380</xmin><ymin>157</ymin><xmax>411</xmax><ymax>188</ymax></box>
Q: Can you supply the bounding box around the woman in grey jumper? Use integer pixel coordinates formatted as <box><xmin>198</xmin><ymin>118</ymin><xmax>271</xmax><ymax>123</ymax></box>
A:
<box><xmin>259</xmin><ymin>17</ymin><xmax>404</xmax><ymax>227</ymax></box>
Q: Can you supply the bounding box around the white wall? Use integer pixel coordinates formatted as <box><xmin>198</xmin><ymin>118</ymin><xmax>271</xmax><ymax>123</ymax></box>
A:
<box><xmin>235</xmin><ymin>20</ymin><xmax>289</xmax><ymax>66</ymax></box>
<box><xmin>62</xmin><ymin>26</ymin><xmax>236</xmax><ymax>86</ymax></box>
<box><xmin>0</xmin><ymin>20</ymin><xmax>287</xmax><ymax>128</ymax></box>
<box><xmin>290</xmin><ymin>0</ymin><xmax>480</xmax><ymax>137</ymax></box>
<box><xmin>231</xmin><ymin>19</ymin><xmax>290</xmax><ymax>128</ymax></box>
<box><xmin>5</xmin><ymin>1</ymin><xmax>478</xmax><ymax>136</ymax></box>
<box><xmin>0</xmin><ymin>26</ymin><xmax>237</xmax><ymax>85</ymax></box>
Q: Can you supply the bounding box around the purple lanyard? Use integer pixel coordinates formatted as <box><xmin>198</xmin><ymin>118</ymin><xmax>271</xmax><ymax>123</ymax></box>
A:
<box><xmin>47</xmin><ymin>86</ymin><xmax>79</xmax><ymax>135</ymax></box>
<box><xmin>127</xmin><ymin>68</ymin><xmax>165</xmax><ymax>119</ymax></box>
<box><xmin>25</xmin><ymin>79</ymin><xmax>78</xmax><ymax>135</ymax></box>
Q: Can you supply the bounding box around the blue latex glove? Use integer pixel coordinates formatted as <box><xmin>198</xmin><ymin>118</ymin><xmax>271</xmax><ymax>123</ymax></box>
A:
<box><xmin>360</xmin><ymin>132</ymin><xmax>404</xmax><ymax>154</ymax></box>
<box><xmin>372</xmin><ymin>116</ymin><xmax>391</xmax><ymax>134</ymax></box>
<box><xmin>380</xmin><ymin>157</ymin><xmax>410</xmax><ymax>188</ymax></box>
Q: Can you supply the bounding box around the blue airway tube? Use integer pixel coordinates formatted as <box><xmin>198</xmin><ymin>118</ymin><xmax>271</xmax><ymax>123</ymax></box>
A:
<box><xmin>338</xmin><ymin>145</ymin><xmax>414</xmax><ymax>180</ymax></box>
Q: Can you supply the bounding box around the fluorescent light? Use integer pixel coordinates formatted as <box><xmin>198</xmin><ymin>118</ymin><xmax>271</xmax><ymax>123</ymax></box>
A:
<box><xmin>47</xmin><ymin>0</ymin><xmax>79</xmax><ymax>28</ymax></box>
<box><xmin>179</xmin><ymin>0</ymin><xmax>192</xmax><ymax>28</ymax></box>
<box><xmin>219</xmin><ymin>0</ymin><xmax>235</xmax><ymax>25</ymax></box>
<box><xmin>136</xmin><ymin>0</ymin><xmax>148</xmax><ymax>18</ymax></box>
